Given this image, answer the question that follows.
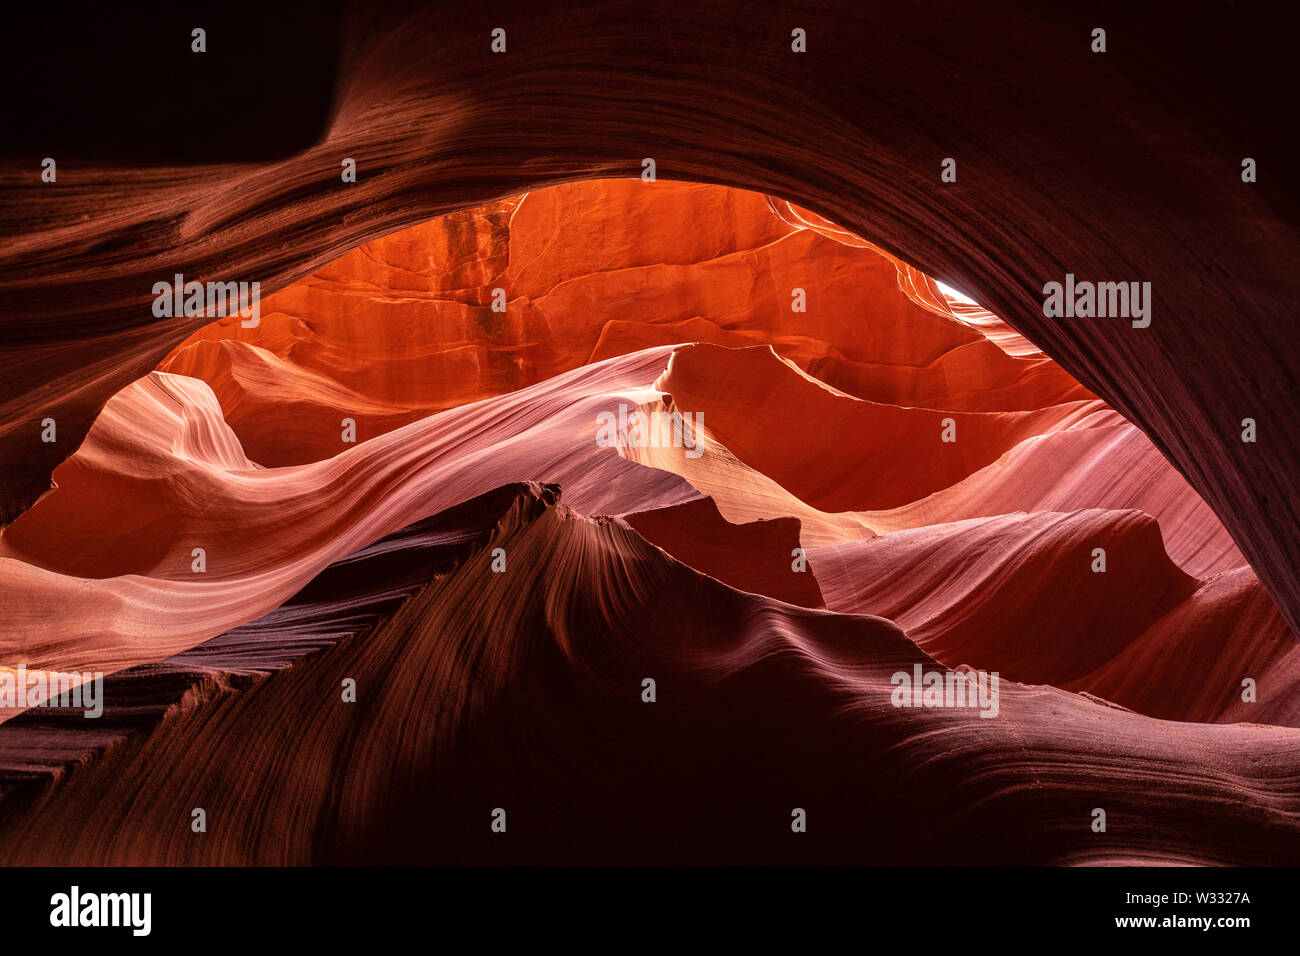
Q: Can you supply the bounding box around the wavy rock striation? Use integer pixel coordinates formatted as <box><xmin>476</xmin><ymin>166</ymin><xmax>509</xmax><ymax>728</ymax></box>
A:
<box><xmin>0</xmin><ymin>170</ymin><xmax>1296</xmax><ymax>864</ymax></box>
<box><xmin>1</xmin><ymin>2</ymin><xmax>1295</xmax><ymax>635</ymax></box>
<box><xmin>3</xmin><ymin>482</ymin><xmax>1300</xmax><ymax>865</ymax></box>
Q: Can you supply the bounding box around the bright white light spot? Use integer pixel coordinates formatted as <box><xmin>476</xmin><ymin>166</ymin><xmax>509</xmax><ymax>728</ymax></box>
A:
<box><xmin>937</xmin><ymin>281</ymin><xmax>978</xmax><ymax>305</ymax></box>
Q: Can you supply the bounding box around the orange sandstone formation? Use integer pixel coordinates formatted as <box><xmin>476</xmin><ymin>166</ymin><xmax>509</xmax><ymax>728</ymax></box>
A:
<box><xmin>0</xmin><ymin>179</ymin><xmax>1295</xmax><ymax>866</ymax></box>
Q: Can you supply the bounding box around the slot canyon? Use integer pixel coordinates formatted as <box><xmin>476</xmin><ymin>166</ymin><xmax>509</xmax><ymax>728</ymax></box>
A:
<box><xmin>0</xmin><ymin>1</ymin><xmax>1296</xmax><ymax>867</ymax></box>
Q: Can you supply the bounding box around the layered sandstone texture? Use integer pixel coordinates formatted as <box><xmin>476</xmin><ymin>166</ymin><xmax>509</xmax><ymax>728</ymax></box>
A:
<box><xmin>1</xmin><ymin>180</ymin><xmax>1296</xmax><ymax>864</ymax></box>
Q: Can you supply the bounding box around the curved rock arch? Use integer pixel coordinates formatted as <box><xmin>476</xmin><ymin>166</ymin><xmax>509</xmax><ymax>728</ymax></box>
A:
<box><xmin>1</xmin><ymin>0</ymin><xmax>1295</xmax><ymax>631</ymax></box>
